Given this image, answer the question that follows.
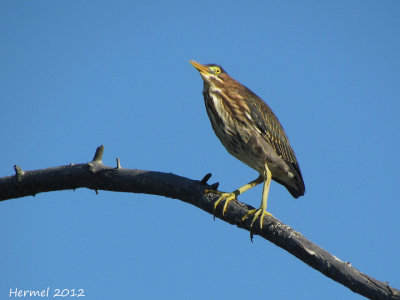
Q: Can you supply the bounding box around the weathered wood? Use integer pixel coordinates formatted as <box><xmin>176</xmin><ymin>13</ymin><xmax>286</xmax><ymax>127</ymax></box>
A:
<box><xmin>0</xmin><ymin>146</ymin><xmax>399</xmax><ymax>300</ymax></box>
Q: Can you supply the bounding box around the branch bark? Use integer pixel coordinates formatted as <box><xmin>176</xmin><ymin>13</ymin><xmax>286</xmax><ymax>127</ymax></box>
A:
<box><xmin>1</xmin><ymin>146</ymin><xmax>399</xmax><ymax>300</ymax></box>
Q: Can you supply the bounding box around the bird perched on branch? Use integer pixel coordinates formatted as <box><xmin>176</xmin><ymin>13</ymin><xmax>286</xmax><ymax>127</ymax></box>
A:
<box><xmin>190</xmin><ymin>60</ymin><xmax>305</xmax><ymax>232</ymax></box>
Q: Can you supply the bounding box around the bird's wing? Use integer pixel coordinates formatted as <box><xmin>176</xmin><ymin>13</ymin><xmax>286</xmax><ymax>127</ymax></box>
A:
<box><xmin>246</xmin><ymin>95</ymin><xmax>305</xmax><ymax>196</ymax></box>
<box><xmin>246</xmin><ymin>96</ymin><xmax>298</xmax><ymax>165</ymax></box>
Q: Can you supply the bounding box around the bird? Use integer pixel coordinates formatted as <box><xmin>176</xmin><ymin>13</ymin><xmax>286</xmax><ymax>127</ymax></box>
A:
<box><xmin>190</xmin><ymin>60</ymin><xmax>305</xmax><ymax>231</ymax></box>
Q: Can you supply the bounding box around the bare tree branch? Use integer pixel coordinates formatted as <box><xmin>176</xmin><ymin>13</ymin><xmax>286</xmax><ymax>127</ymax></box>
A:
<box><xmin>1</xmin><ymin>146</ymin><xmax>399</xmax><ymax>300</ymax></box>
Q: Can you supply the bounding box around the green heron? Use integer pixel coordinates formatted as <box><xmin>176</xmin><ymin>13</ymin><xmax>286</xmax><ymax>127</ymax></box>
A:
<box><xmin>190</xmin><ymin>60</ymin><xmax>305</xmax><ymax>231</ymax></box>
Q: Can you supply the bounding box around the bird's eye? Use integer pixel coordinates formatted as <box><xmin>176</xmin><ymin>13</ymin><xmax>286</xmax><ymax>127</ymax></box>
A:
<box><xmin>211</xmin><ymin>67</ymin><xmax>221</xmax><ymax>75</ymax></box>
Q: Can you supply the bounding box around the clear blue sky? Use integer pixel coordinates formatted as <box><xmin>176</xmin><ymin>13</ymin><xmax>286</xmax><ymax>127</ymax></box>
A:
<box><xmin>1</xmin><ymin>1</ymin><xmax>399</xmax><ymax>299</ymax></box>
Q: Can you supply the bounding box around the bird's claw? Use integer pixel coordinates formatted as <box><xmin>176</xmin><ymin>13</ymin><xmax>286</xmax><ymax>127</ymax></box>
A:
<box><xmin>205</xmin><ymin>190</ymin><xmax>237</xmax><ymax>219</ymax></box>
<box><xmin>242</xmin><ymin>208</ymin><xmax>271</xmax><ymax>235</ymax></box>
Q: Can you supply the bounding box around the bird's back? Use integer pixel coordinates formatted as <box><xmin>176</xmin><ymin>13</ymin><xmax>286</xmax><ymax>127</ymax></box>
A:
<box><xmin>242</xmin><ymin>87</ymin><xmax>305</xmax><ymax>197</ymax></box>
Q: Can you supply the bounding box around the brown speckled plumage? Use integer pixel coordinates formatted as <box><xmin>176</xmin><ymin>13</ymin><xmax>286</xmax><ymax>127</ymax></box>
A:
<box><xmin>190</xmin><ymin>60</ymin><xmax>305</xmax><ymax>230</ymax></box>
<box><xmin>197</xmin><ymin>63</ymin><xmax>305</xmax><ymax>198</ymax></box>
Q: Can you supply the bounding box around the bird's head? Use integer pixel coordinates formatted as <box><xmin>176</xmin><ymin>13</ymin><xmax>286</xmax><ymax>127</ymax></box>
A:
<box><xmin>190</xmin><ymin>60</ymin><xmax>229</xmax><ymax>88</ymax></box>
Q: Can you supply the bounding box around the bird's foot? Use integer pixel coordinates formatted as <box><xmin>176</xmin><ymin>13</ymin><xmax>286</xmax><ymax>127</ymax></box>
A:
<box><xmin>205</xmin><ymin>190</ymin><xmax>237</xmax><ymax>219</ymax></box>
<box><xmin>242</xmin><ymin>208</ymin><xmax>272</xmax><ymax>236</ymax></box>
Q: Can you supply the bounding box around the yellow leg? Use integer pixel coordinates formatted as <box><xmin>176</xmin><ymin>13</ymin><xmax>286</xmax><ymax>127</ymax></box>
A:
<box><xmin>205</xmin><ymin>176</ymin><xmax>263</xmax><ymax>217</ymax></box>
<box><xmin>242</xmin><ymin>164</ymin><xmax>272</xmax><ymax>230</ymax></box>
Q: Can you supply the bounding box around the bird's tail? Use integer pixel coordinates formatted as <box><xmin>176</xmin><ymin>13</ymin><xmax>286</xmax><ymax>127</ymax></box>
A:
<box><xmin>287</xmin><ymin>164</ymin><xmax>305</xmax><ymax>198</ymax></box>
<box><xmin>274</xmin><ymin>162</ymin><xmax>305</xmax><ymax>199</ymax></box>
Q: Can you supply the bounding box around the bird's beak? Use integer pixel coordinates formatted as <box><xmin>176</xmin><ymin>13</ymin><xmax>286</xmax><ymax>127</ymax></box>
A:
<box><xmin>190</xmin><ymin>60</ymin><xmax>210</xmax><ymax>75</ymax></box>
